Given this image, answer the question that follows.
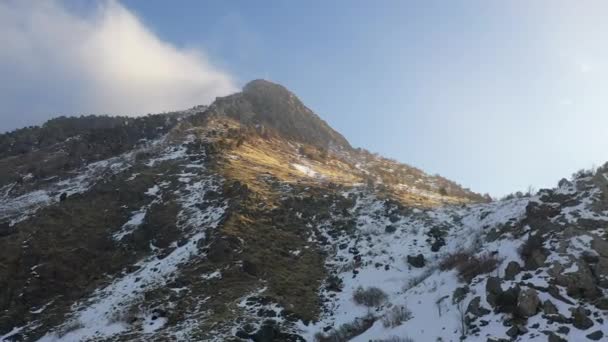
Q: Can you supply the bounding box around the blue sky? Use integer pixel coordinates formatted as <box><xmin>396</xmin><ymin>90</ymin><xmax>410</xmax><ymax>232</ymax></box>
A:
<box><xmin>1</xmin><ymin>1</ymin><xmax>607</xmax><ymax>196</ymax></box>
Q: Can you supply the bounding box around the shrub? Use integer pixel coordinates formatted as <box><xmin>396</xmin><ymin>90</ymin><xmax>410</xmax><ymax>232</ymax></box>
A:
<box><xmin>382</xmin><ymin>305</ymin><xmax>413</xmax><ymax>328</ymax></box>
<box><xmin>439</xmin><ymin>252</ymin><xmax>471</xmax><ymax>271</ymax></box>
<box><xmin>371</xmin><ymin>337</ymin><xmax>414</xmax><ymax>342</ymax></box>
<box><xmin>314</xmin><ymin>314</ymin><xmax>376</xmax><ymax>342</ymax></box>
<box><xmin>439</xmin><ymin>251</ymin><xmax>500</xmax><ymax>283</ymax></box>
<box><xmin>353</xmin><ymin>286</ymin><xmax>388</xmax><ymax>308</ymax></box>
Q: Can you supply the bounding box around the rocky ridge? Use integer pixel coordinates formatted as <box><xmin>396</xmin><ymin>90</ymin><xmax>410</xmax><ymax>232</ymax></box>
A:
<box><xmin>0</xmin><ymin>81</ymin><xmax>606</xmax><ymax>342</ymax></box>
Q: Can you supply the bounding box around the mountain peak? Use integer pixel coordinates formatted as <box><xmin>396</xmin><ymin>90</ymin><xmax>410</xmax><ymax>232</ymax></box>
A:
<box><xmin>207</xmin><ymin>79</ymin><xmax>351</xmax><ymax>150</ymax></box>
<box><xmin>242</xmin><ymin>79</ymin><xmax>288</xmax><ymax>94</ymax></box>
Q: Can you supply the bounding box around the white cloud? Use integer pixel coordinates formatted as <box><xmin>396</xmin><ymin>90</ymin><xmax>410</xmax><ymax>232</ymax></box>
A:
<box><xmin>0</xmin><ymin>0</ymin><xmax>237</xmax><ymax>131</ymax></box>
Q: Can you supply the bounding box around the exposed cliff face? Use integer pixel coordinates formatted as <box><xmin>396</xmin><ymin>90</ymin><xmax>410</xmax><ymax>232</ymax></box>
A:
<box><xmin>1</xmin><ymin>81</ymin><xmax>606</xmax><ymax>342</ymax></box>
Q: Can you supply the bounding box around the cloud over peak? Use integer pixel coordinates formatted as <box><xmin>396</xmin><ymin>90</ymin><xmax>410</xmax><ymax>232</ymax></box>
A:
<box><xmin>0</xmin><ymin>0</ymin><xmax>237</xmax><ymax>131</ymax></box>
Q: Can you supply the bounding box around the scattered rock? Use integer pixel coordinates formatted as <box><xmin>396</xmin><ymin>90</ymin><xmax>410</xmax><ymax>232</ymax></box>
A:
<box><xmin>384</xmin><ymin>225</ymin><xmax>396</xmax><ymax>234</ymax></box>
<box><xmin>485</xmin><ymin>277</ymin><xmax>502</xmax><ymax>307</ymax></box>
<box><xmin>525</xmin><ymin>201</ymin><xmax>561</xmax><ymax>220</ymax></box>
<box><xmin>572</xmin><ymin>307</ymin><xmax>594</xmax><ymax>330</ymax></box>
<box><xmin>543</xmin><ymin>300</ymin><xmax>558</xmax><ymax>315</ymax></box>
<box><xmin>586</xmin><ymin>330</ymin><xmax>604</xmax><ymax>341</ymax></box>
<box><xmin>407</xmin><ymin>254</ymin><xmax>425</xmax><ymax>268</ymax></box>
<box><xmin>452</xmin><ymin>286</ymin><xmax>469</xmax><ymax>304</ymax></box>
<box><xmin>517</xmin><ymin>288</ymin><xmax>540</xmax><ymax>318</ymax></box>
<box><xmin>504</xmin><ymin>261</ymin><xmax>521</xmax><ymax>280</ymax></box>
<box><xmin>466</xmin><ymin>296</ymin><xmax>490</xmax><ymax>317</ymax></box>
<box><xmin>243</xmin><ymin>260</ymin><xmax>259</xmax><ymax>276</ymax></box>
<box><xmin>558</xmin><ymin>178</ymin><xmax>572</xmax><ymax>188</ymax></box>
<box><xmin>495</xmin><ymin>286</ymin><xmax>520</xmax><ymax>314</ymax></box>
<box><xmin>506</xmin><ymin>324</ymin><xmax>528</xmax><ymax>338</ymax></box>
<box><xmin>547</xmin><ymin>332</ymin><xmax>567</xmax><ymax>342</ymax></box>
<box><xmin>593</xmin><ymin>297</ymin><xmax>608</xmax><ymax>310</ymax></box>
<box><xmin>431</xmin><ymin>238</ymin><xmax>446</xmax><ymax>252</ymax></box>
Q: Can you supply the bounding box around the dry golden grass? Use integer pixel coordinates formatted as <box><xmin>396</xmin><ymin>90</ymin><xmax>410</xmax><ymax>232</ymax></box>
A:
<box><xmin>195</xmin><ymin>115</ymin><xmax>480</xmax><ymax>209</ymax></box>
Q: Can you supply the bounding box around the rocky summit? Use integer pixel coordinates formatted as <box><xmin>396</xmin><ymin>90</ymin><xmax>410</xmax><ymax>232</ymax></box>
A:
<box><xmin>1</xmin><ymin>80</ymin><xmax>607</xmax><ymax>342</ymax></box>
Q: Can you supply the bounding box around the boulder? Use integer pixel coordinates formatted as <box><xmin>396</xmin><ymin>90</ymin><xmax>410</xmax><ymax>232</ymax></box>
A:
<box><xmin>525</xmin><ymin>249</ymin><xmax>547</xmax><ymax>270</ymax></box>
<box><xmin>554</xmin><ymin>260</ymin><xmax>600</xmax><ymax>300</ymax></box>
<box><xmin>504</xmin><ymin>261</ymin><xmax>521</xmax><ymax>280</ymax></box>
<box><xmin>407</xmin><ymin>254</ymin><xmax>425</xmax><ymax>268</ymax></box>
<box><xmin>525</xmin><ymin>201</ymin><xmax>561</xmax><ymax>220</ymax></box>
<box><xmin>542</xmin><ymin>300</ymin><xmax>558</xmax><ymax>315</ymax></box>
<box><xmin>593</xmin><ymin>297</ymin><xmax>608</xmax><ymax>310</ymax></box>
<box><xmin>466</xmin><ymin>296</ymin><xmax>490</xmax><ymax>317</ymax></box>
<box><xmin>571</xmin><ymin>307</ymin><xmax>594</xmax><ymax>330</ymax></box>
<box><xmin>506</xmin><ymin>324</ymin><xmax>528</xmax><ymax>338</ymax></box>
<box><xmin>494</xmin><ymin>286</ymin><xmax>520</xmax><ymax>314</ymax></box>
<box><xmin>586</xmin><ymin>330</ymin><xmax>604</xmax><ymax>341</ymax></box>
<box><xmin>558</xmin><ymin>178</ymin><xmax>572</xmax><ymax>188</ymax></box>
<box><xmin>547</xmin><ymin>332</ymin><xmax>567</xmax><ymax>342</ymax></box>
<box><xmin>517</xmin><ymin>288</ymin><xmax>540</xmax><ymax>317</ymax></box>
<box><xmin>384</xmin><ymin>225</ymin><xmax>396</xmax><ymax>234</ymax></box>
<box><xmin>485</xmin><ymin>277</ymin><xmax>502</xmax><ymax>307</ymax></box>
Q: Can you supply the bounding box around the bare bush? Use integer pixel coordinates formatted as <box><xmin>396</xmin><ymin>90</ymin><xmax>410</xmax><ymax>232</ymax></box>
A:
<box><xmin>353</xmin><ymin>286</ymin><xmax>388</xmax><ymax>308</ymax></box>
<box><xmin>371</xmin><ymin>337</ymin><xmax>414</xmax><ymax>342</ymax></box>
<box><xmin>439</xmin><ymin>251</ymin><xmax>500</xmax><ymax>283</ymax></box>
<box><xmin>382</xmin><ymin>304</ymin><xmax>413</xmax><ymax>328</ymax></box>
<box><xmin>314</xmin><ymin>314</ymin><xmax>376</xmax><ymax>342</ymax></box>
<box><xmin>439</xmin><ymin>252</ymin><xmax>471</xmax><ymax>271</ymax></box>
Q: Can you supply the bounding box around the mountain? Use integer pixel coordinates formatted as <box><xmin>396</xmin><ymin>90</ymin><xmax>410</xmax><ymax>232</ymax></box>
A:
<box><xmin>0</xmin><ymin>81</ymin><xmax>607</xmax><ymax>342</ymax></box>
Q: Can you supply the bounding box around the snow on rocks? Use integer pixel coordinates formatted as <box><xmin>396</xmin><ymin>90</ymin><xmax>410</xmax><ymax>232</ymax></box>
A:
<box><xmin>35</xmin><ymin>135</ymin><xmax>228</xmax><ymax>342</ymax></box>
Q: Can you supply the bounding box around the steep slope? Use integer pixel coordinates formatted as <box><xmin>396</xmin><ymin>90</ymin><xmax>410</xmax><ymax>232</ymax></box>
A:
<box><xmin>206</xmin><ymin>79</ymin><xmax>350</xmax><ymax>150</ymax></box>
<box><xmin>1</xmin><ymin>81</ymin><xmax>606</xmax><ymax>342</ymax></box>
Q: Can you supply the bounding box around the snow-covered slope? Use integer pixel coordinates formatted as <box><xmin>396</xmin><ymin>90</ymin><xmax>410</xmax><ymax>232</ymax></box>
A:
<box><xmin>1</xmin><ymin>81</ymin><xmax>607</xmax><ymax>342</ymax></box>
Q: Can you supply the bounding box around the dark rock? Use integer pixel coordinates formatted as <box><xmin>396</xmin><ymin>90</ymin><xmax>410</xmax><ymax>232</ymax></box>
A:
<box><xmin>547</xmin><ymin>284</ymin><xmax>574</xmax><ymax>305</ymax></box>
<box><xmin>525</xmin><ymin>201</ymin><xmax>561</xmax><ymax>220</ymax></box>
<box><xmin>243</xmin><ymin>260</ymin><xmax>259</xmax><ymax>277</ymax></box>
<box><xmin>0</xmin><ymin>222</ymin><xmax>15</xmax><ymax>237</ymax></box>
<box><xmin>586</xmin><ymin>330</ymin><xmax>604</xmax><ymax>340</ymax></box>
<box><xmin>466</xmin><ymin>296</ymin><xmax>490</xmax><ymax>317</ymax></box>
<box><xmin>207</xmin><ymin>238</ymin><xmax>234</xmax><ymax>263</ymax></box>
<box><xmin>504</xmin><ymin>261</ymin><xmax>521</xmax><ymax>280</ymax></box>
<box><xmin>407</xmin><ymin>254</ymin><xmax>425</xmax><ymax>268</ymax></box>
<box><xmin>517</xmin><ymin>288</ymin><xmax>540</xmax><ymax>317</ymax></box>
<box><xmin>235</xmin><ymin>330</ymin><xmax>251</xmax><ymax>339</ymax></box>
<box><xmin>452</xmin><ymin>286</ymin><xmax>469</xmax><ymax>304</ymax></box>
<box><xmin>557</xmin><ymin>326</ymin><xmax>570</xmax><ymax>334</ymax></box>
<box><xmin>572</xmin><ymin>306</ymin><xmax>594</xmax><ymax>330</ymax></box>
<box><xmin>594</xmin><ymin>297</ymin><xmax>608</xmax><ymax>310</ymax></box>
<box><xmin>545</xmin><ymin>314</ymin><xmax>571</xmax><ymax>325</ymax></box>
<box><xmin>384</xmin><ymin>225</ymin><xmax>396</xmax><ymax>234</ymax></box>
<box><xmin>326</xmin><ymin>275</ymin><xmax>343</xmax><ymax>292</ymax></box>
<box><xmin>495</xmin><ymin>286</ymin><xmax>520</xmax><ymax>314</ymax></box>
<box><xmin>525</xmin><ymin>249</ymin><xmax>547</xmax><ymax>270</ymax></box>
<box><xmin>543</xmin><ymin>300</ymin><xmax>558</xmax><ymax>315</ymax></box>
<box><xmin>59</xmin><ymin>192</ymin><xmax>67</xmax><ymax>201</ymax></box>
<box><xmin>506</xmin><ymin>324</ymin><xmax>528</xmax><ymax>338</ymax></box>
<box><xmin>431</xmin><ymin>238</ymin><xmax>446</xmax><ymax>252</ymax></box>
<box><xmin>485</xmin><ymin>276</ymin><xmax>502</xmax><ymax>307</ymax></box>
<box><xmin>547</xmin><ymin>332</ymin><xmax>567</xmax><ymax>342</ymax></box>
<box><xmin>251</xmin><ymin>324</ymin><xmax>278</xmax><ymax>342</ymax></box>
